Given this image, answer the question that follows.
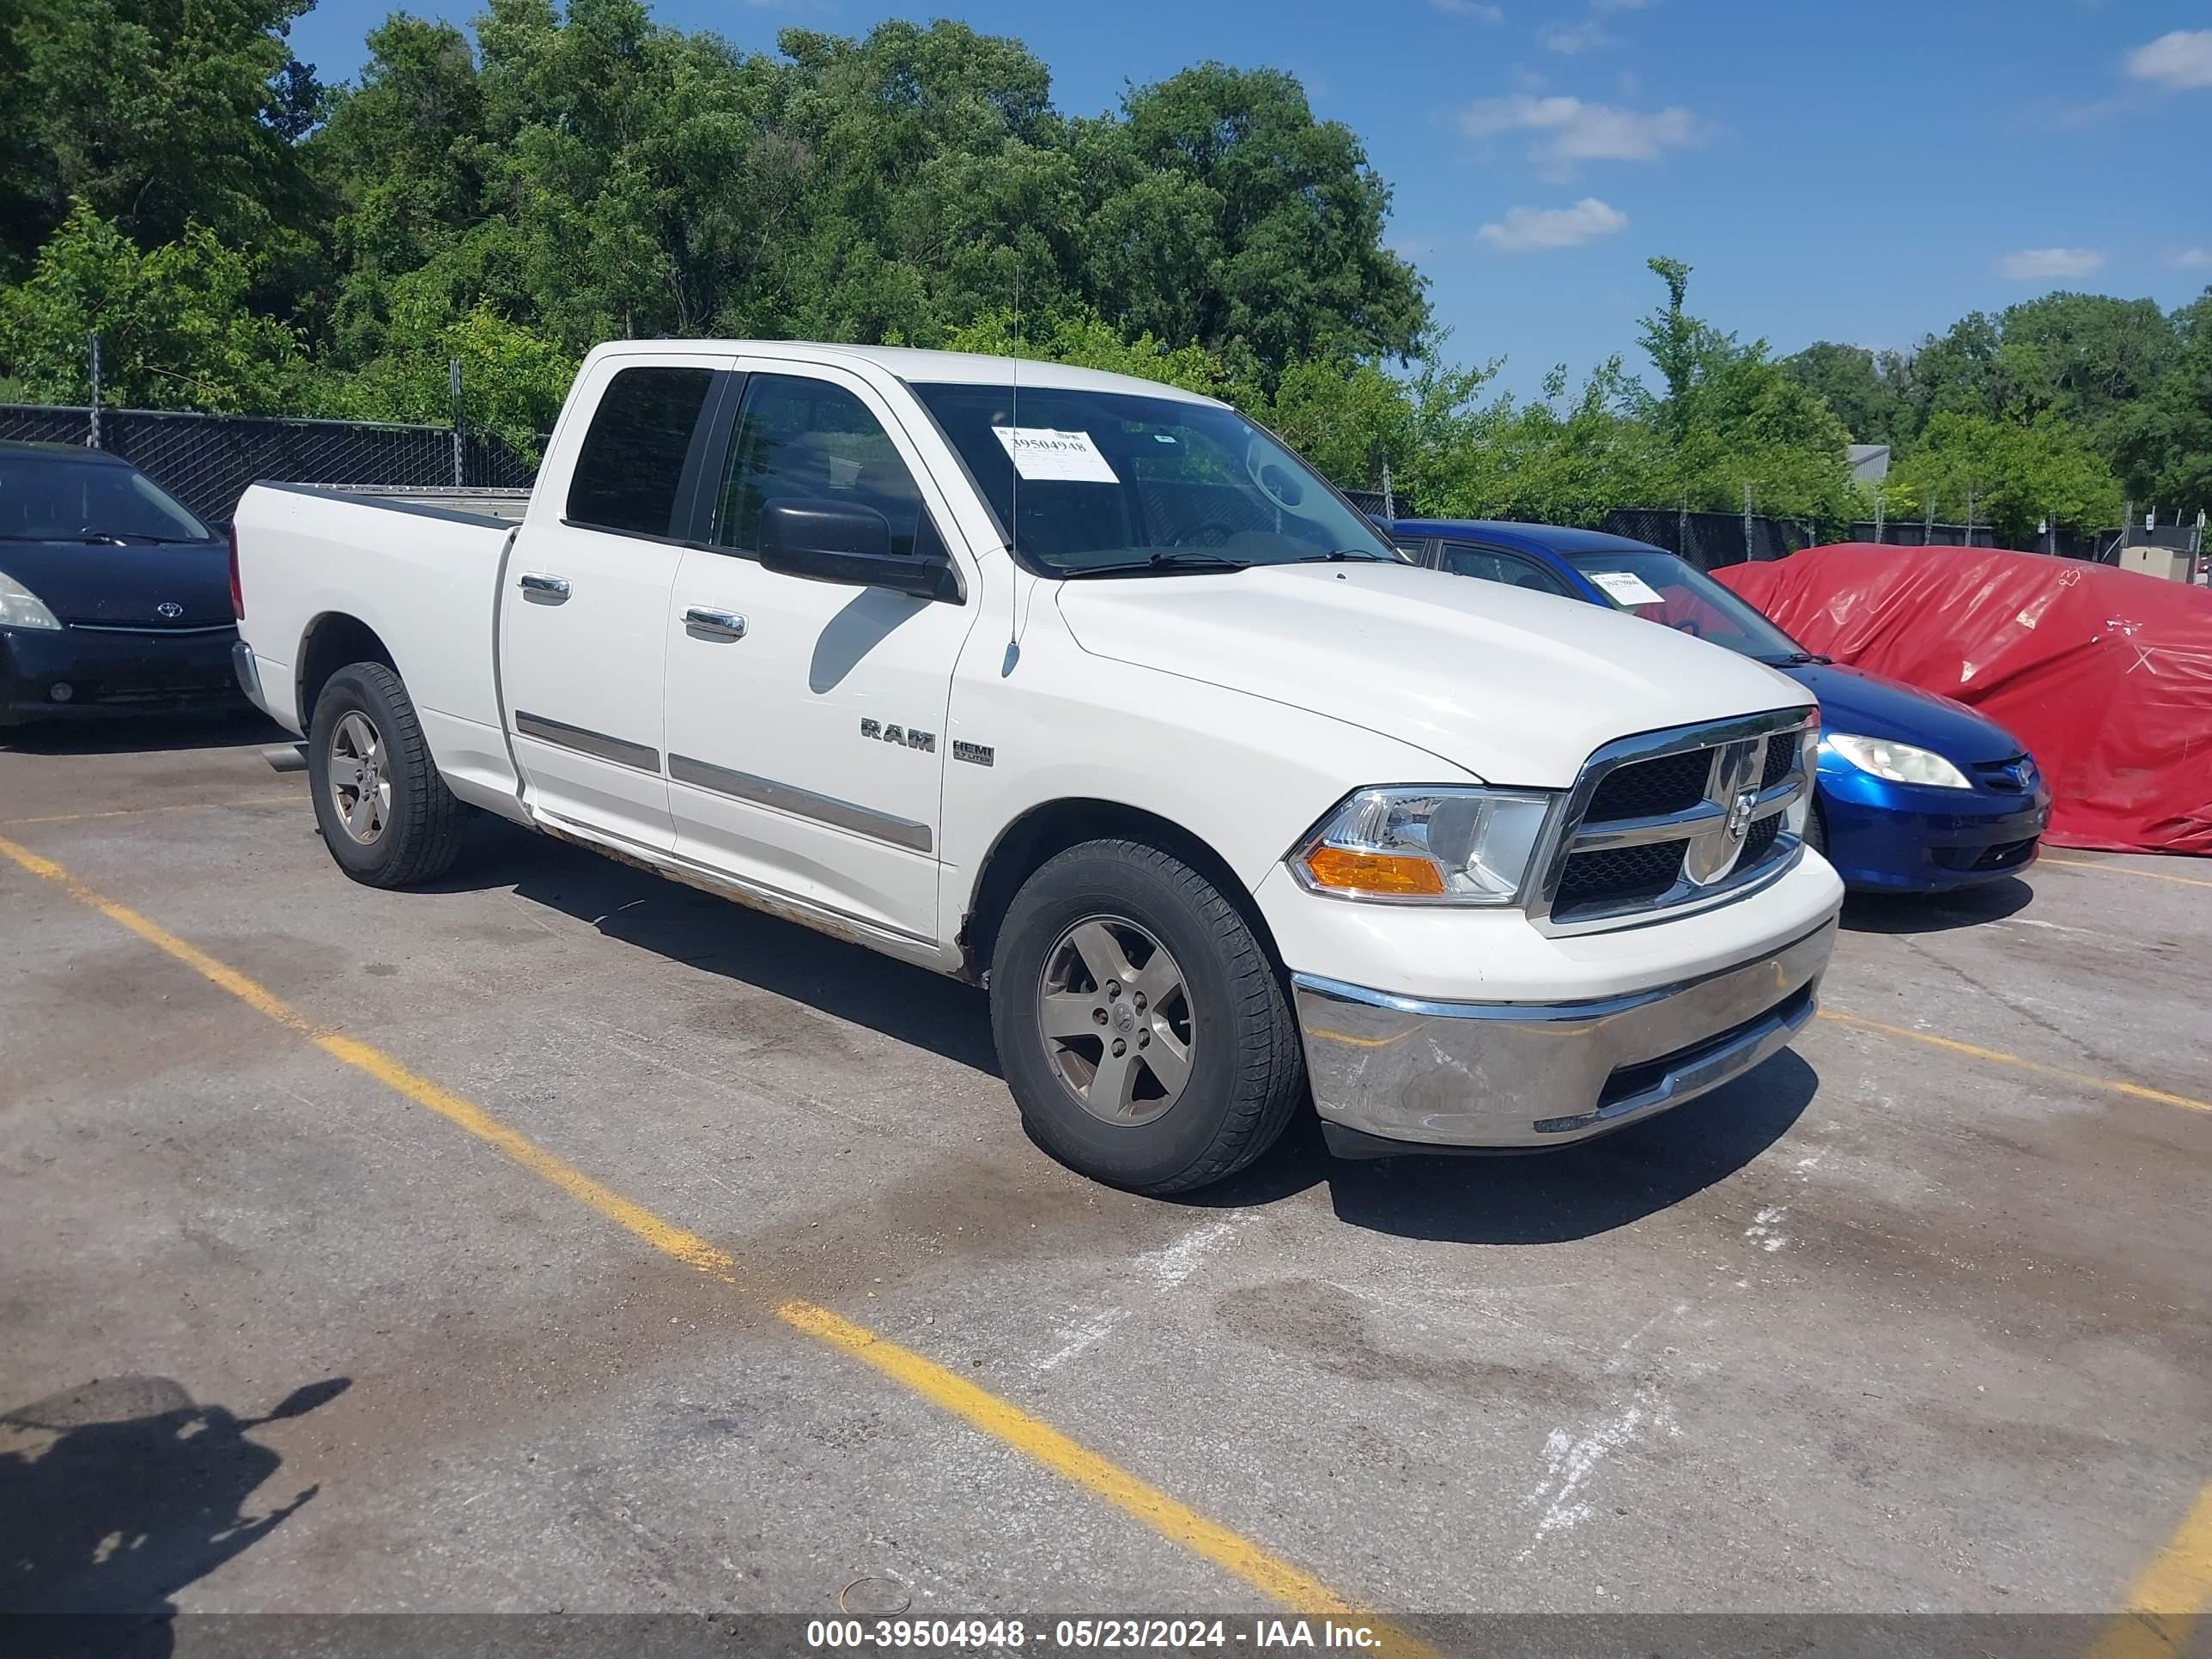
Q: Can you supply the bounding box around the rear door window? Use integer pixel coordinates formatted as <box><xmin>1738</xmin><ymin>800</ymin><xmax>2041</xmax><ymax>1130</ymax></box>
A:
<box><xmin>566</xmin><ymin>366</ymin><xmax>719</xmax><ymax>538</ymax></box>
<box><xmin>1439</xmin><ymin>542</ymin><xmax>1574</xmax><ymax>598</ymax></box>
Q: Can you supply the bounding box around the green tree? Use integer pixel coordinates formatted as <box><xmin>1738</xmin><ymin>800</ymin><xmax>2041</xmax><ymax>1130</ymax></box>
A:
<box><xmin>939</xmin><ymin>307</ymin><xmax>1231</xmax><ymax>398</ymax></box>
<box><xmin>1883</xmin><ymin>412</ymin><xmax>2122</xmax><ymax>542</ymax></box>
<box><xmin>2110</xmin><ymin>291</ymin><xmax>2212</xmax><ymax>513</ymax></box>
<box><xmin>0</xmin><ymin>198</ymin><xmax>308</xmax><ymax>411</ymax></box>
<box><xmin>0</xmin><ymin>0</ymin><xmax>320</xmax><ymax>266</ymax></box>
<box><xmin>1994</xmin><ymin>291</ymin><xmax>2176</xmax><ymax>442</ymax></box>
<box><xmin>308</xmin><ymin>15</ymin><xmax>491</xmax><ymax>364</ymax></box>
<box><xmin>316</xmin><ymin>283</ymin><xmax>574</xmax><ymax>451</ymax></box>
<box><xmin>1630</xmin><ymin>257</ymin><xmax>1860</xmax><ymax>522</ymax></box>
<box><xmin>1084</xmin><ymin>64</ymin><xmax>1429</xmax><ymax>386</ymax></box>
<box><xmin>1779</xmin><ymin>342</ymin><xmax>1913</xmax><ymax>446</ymax></box>
<box><xmin>1429</xmin><ymin>362</ymin><xmax>1678</xmax><ymax>525</ymax></box>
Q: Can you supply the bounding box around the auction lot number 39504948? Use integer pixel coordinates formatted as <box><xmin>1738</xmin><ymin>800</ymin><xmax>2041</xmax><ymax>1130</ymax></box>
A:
<box><xmin>805</xmin><ymin>1620</ymin><xmax>1384</xmax><ymax>1650</ymax></box>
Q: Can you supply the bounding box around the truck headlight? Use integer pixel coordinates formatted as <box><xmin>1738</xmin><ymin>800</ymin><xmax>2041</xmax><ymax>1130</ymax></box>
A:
<box><xmin>0</xmin><ymin>568</ymin><xmax>63</xmax><ymax>630</ymax></box>
<box><xmin>1291</xmin><ymin>787</ymin><xmax>1555</xmax><ymax>905</ymax></box>
<box><xmin>1823</xmin><ymin>733</ymin><xmax>1970</xmax><ymax>790</ymax></box>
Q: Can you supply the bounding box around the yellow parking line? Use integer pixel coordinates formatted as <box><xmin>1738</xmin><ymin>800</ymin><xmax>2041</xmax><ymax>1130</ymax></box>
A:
<box><xmin>2087</xmin><ymin>1480</ymin><xmax>2212</xmax><ymax>1659</ymax></box>
<box><xmin>1818</xmin><ymin>1011</ymin><xmax>2212</xmax><ymax>1118</ymax></box>
<box><xmin>0</xmin><ymin>793</ymin><xmax>300</xmax><ymax>829</ymax></box>
<box><xmin>0</xmin><ymin>832</ymin><xmax>1428</xmax><ymax>1653</ymax></box>
<box><xmin>2040</xmin><ymin>856</ymin><xmax>2212</xmax><ymax>891</ymax></box>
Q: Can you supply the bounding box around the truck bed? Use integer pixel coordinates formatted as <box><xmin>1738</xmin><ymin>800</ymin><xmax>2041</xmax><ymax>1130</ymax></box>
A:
<box><xmin>232</xmin><ymin>482</ymin><xmax>523</xmax><ymax>808</ymax></box>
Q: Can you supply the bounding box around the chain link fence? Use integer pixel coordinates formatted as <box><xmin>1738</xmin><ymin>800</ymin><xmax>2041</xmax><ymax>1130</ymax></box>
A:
<box><xmin>0</xmin><ymin>404</ymin><xmax>542</xmax><ymax>525</ymax></box>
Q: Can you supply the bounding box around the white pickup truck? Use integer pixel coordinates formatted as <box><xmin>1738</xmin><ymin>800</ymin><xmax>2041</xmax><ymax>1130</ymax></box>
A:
<box><xmin>231</xmin><ymin>341</ymin><xmax>1842</xmax><ymax>1192</ymax></box>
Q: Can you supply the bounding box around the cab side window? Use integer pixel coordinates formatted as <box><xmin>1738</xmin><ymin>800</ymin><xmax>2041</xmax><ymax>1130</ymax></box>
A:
<box><xmin>1439</xmin><ymin>542</ymin><xmax>1572</xmax><ymax>598</ymax></box>
<box><xmin>711</xmin><ymin>374</ymin><xmax>943</xmax><ymax>561</ymax></box>
<box><xmin>565</xmin><ymin>366</ymin><xmax>717</xmax><ymax>538</ymax></box>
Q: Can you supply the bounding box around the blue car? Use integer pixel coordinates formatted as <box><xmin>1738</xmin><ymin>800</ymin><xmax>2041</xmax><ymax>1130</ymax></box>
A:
<box><xmin>1388</xmin><ymin>520</ymin><xmax>2051</xmax><ymax>893</ymax></box>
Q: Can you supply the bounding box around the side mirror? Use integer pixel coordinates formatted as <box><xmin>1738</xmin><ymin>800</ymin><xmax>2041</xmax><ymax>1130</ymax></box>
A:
<box><xmin>758</xmin><ymin>499</ymin><xmax>959</xmax><ymax>603</ymax></box>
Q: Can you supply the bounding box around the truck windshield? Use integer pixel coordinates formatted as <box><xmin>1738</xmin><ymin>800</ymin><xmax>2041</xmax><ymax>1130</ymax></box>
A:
<box><xmin>1562</xmin><ymin>547</ymin><xmax>1814</xmax><ymax>665</ymax></box>
<box><xmin>0</xmin><ymin>455</ymin><xmax>211</xmax><ymax>544</ymax></box>
<box><xmin>908</xmin><ymin>380</ymin><xmax>1397</xmax><ymax>576</ymax></box>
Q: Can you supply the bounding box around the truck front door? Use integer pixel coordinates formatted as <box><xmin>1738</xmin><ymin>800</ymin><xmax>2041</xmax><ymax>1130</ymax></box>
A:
<box><xmin>499</xmin><ymin>356</ymin><xmax>730</xmax><ymax>852</ymax></box>
<box><xmin>659</xmin><ymin>363</ymin><xmax>978</xmax><ymax>945</ymax></box>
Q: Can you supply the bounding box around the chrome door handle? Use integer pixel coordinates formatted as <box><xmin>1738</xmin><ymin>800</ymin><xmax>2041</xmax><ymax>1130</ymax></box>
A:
<box><xmin>683</xmin><ymin>607</ymin><xmax>747</xmax><ymax>640</ymax></box>
<box><xmin>519</xmin><ymin>573</ymin><xmax>571</xmax><ymax>601</ymax></box>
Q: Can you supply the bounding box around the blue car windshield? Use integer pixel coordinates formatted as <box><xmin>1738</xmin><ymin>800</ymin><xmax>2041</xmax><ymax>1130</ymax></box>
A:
<box><xmin>1563</xmin><ymin>548</ymin><xmax>1812</xmax><ymax>665</ymax></box>
<box><xmin>908</xmin><ymin>380</ymin><xmax>1398</xmax><ymax>576</ymax></box>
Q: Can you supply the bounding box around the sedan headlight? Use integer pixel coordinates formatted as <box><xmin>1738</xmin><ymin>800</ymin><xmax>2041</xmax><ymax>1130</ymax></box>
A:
<box><xmin>1824</xmin><ymin>732</ymin><xmax>1971</xmax><ymax>790</ymax></box>
<box><xmin>0</xmin><ymin>568</ymin><xmax>63</xmax><ymax>630</ymax></box>
<box><xmin>1292</xmin><ymin>787</ymin><xmax>1555</xmax><ymax>904</ymax></box>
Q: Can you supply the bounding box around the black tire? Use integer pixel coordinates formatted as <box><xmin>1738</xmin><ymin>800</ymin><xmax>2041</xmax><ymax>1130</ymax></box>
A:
<box><xmin>1804</xmin><ymin>797</ymin><xmax>1829</xmax><ymax>859</ymax></box>
<box><xmin>990</xmin><ymin>839</ymin><xmax>1304</xmax><ymax>1194</ymax></box>
<box><xmin>307</xmin><ymin>661</ymin><xmax>466</xmax><ymax>888</ymax></box>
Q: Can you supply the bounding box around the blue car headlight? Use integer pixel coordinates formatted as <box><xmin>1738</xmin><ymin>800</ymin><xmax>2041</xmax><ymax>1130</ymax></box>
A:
<box><xmin>1823</xmin><ymin>732</ymin><xmax>1972</xmax><ymax>790</ymax></box>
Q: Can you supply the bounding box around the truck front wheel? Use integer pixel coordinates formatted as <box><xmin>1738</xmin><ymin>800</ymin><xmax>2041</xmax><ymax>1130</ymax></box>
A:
<box><xmin>307</xmin><ymin>661</ymin><xmax>466</xmax><ymax>888</ymax></box>
<box><xmin>990</xmin><ymin>840</ymin><xmax>1304</xmax><ymax>1194</ymax></box>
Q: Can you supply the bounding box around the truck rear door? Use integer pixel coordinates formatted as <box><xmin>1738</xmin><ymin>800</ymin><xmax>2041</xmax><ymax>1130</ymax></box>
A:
<box><xmin>499</xmin><ymin>355</ymin><xmax>731</xmax><ymax>852</ymax></box>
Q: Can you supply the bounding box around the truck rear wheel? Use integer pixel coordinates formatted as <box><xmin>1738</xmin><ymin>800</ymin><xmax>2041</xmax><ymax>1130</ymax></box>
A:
<box><xmin>307</xmin><ymin>661</ymin><xmax>465</xmax><ymax>888</ymax></box>
<box><xmin>990</xmin><ymin>839</ymin><xmax>1304</xmax><ymax>1194</ymax></box>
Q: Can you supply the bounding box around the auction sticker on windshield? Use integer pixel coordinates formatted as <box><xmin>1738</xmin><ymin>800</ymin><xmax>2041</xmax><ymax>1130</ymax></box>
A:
<box><xmin>1588</xmin><ymin>569</ymin><xmax>1666</xmax><ymax>607</ymax></box>
<box><xmin>993</xmin><ymin>426</ymin><xmax>1120</xmax><ymax>483</ymax></box>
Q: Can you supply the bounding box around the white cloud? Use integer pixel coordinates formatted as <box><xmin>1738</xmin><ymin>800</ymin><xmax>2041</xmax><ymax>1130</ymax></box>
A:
<box><xmin>1995</xmin><ymin>247</ymin><xmax>2107</xmax><ymax>280</ymax></box>
<box><xmin>2174</xmin><ymin>247</ymin><xmax>2212</xmax><ymax>270</ymax></box>
<box><xmin>1431</xmin><ymin>0</ymin><xmax>1505</xmax><ymax>19</ymax></box>
<box><xmin>2126</xmin><ymin>29</ymin><xmax>2212</xmax><ymax>88</ymax></box>
<box><xmin>1540</xmin><ymin>20</ymin><xmax>1617</xmax><ymax>53</ymax></box>
<box><xmin>1457</xmin><ymin>94</ymin><xmax>1705</xmax><ymax>168</ymax></box>
<box><xmin>1594</xmin><ymin>0</ymin><xmax>1655</xmax><ymax>9</ymax></box>
<box><xmin>1477</xmin><ymin>198</ymin><xmax>1629</xmax><ymax>252</ymax></box>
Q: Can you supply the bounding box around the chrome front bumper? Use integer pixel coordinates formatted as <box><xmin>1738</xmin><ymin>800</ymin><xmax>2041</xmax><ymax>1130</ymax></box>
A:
<box><xmin>1291</xmin><ymin>916</ymin><xmax>1835</xmax><ymax>1150</ymax></box>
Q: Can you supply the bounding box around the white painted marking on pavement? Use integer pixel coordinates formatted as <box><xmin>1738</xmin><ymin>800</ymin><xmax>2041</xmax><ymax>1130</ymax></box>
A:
<box><xmin>1036</xmin><ymin>1308</ymin><xmax>1132</xmax><ymax>1372</ymax></box>
<box><xmin>1140</xmin><ymin>1216</ymin><xmax>1244</xmax><ymax>1291</ymax></box>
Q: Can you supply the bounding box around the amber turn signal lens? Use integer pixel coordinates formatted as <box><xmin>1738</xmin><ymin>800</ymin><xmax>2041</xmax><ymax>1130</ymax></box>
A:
<box><xmin>1300</xmin><ymin>845</ymin><xmax>1446</xmax><ymax>896</ymax></box>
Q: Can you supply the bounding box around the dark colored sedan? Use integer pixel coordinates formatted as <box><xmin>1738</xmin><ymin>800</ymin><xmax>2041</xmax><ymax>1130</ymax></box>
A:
<box><xmin>0</xmin><ymin>442</ymin><xmax>242</xmax><ymax>726</ymax></box>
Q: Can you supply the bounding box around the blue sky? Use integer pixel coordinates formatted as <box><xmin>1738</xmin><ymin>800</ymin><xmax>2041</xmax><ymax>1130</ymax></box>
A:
<box><xmin>286</xmin><ymin>0</ymin><xmax>2212</xmax><ymax>397</ymax></box>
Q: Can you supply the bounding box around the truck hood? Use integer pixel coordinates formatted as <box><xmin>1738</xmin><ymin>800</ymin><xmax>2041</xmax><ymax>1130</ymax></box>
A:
<box><xmin>1054</xmin><ymin>560</ymin><xmax>1810</xmax><ymax>787</ymax></box>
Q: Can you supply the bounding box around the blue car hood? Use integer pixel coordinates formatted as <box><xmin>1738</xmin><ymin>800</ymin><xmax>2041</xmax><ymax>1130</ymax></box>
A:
<box><xmin>1784</xmin><ymin>662</ymin><xmax>2023</xmax><ymax>763</ymax></box>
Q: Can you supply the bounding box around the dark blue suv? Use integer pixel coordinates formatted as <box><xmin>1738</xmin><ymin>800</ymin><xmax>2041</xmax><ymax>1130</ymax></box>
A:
<box><xmin>1389</xmin><ymin>520</ymin><xmax>2051</xmax><ymax>894</ymax></box>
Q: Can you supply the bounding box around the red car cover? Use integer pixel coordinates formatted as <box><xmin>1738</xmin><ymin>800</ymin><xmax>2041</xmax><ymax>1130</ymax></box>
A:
<box><xmin>1713</xmin><ymin>544</ymin><xmax>2212</xmax><ymax>855</ymax></box>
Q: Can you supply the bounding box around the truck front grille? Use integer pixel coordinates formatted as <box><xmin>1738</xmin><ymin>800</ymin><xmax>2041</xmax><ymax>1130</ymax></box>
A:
<box><xmin>1554</xmin><ymin>840</ymin><xmax>1688</xmax><ymax>911</ymax></box>
<box><xmin>1583</xmin><ymin>748</ymin><xmax>1710</xmax><ymax>820</ymax></box>
<box><xmin>1532</xmin><ymin>711</ymin><xmax>1815</xmax><ymax>933</ymax></box>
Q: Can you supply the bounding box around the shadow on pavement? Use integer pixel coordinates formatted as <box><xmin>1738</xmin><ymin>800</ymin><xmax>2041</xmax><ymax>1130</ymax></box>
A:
<box><xmin>0</xmin><ymin>710</ymin><xmax>281</xmax><ymax>758</ymax></box>
<box><xmin>1839</xmin><ymin>877</ymin><xmax>2033</xmax><ymax>934</ymax></box>
<box><xmin>1186</xmin><ymin>1050</ymin><xmax>1820</xmax><ymax>1244</ymax></box>
<box><xmin>434</xmin><ymin>823</ymin><xmax>1002</xmax><ymax>1076</ymax></box>
<box><xmin>435</xmin><ymin>823</ymin><xmax>1816</xmax><ymax>1240</ymax></box>
<box><xmin>0</xmin><ymin>1373</ymin><xmax>348</xmax><ymax>1625</ymax></box>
